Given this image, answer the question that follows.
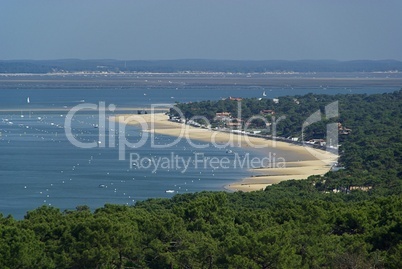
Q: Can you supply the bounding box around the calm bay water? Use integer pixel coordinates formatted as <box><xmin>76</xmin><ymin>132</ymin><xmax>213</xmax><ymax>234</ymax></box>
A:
<box><xmin>0</xmin><ymin>84</ymin><xmax>400</xmax><ymax>218</ymax></box>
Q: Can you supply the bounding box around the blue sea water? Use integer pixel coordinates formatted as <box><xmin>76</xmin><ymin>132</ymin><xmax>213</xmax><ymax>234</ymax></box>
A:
<box><xmin>0</xmin><ymin>84</ymin><xmax>400</xmax><ymax>218</ymax></box>
<box><xmin>0</xmin><ymin>110</ymin><xmax>256</xmax><ymax>218</ymax></box>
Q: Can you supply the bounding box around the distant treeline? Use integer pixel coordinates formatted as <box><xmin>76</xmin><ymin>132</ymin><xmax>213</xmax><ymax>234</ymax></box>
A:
<box><xmin>1</xmin><ymin>59</ymin><xmax>402</xmax><ymax>73</ymax></box>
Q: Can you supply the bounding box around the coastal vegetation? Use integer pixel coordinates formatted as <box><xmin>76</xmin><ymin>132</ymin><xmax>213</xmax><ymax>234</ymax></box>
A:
<box><xmin>1</xmin><ymin>90</ymin><xmax>401</xmax><ymax>268</ymax></box>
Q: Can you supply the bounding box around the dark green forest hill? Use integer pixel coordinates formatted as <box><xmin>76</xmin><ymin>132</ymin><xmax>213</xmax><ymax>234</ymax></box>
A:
<box><xmin>1</xmin><ymin>90</ymin><xmax>401</xmax><ymax>268</ymax></box>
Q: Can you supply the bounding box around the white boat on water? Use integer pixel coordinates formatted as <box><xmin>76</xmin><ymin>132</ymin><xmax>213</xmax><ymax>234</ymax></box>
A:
<box><xmin>27</xmin><ymin>97</ymin><xmax>30</xmax><ymax>104</ymax></box>
<box><xmin>165</xmin><ymin>190</ymin><xmax>175</xmax><ymax>193</ymax></box>
<box><xmin>262</xmin><ymin>91</ymin><xmax>267</xmax><ymax>97</ymax></box>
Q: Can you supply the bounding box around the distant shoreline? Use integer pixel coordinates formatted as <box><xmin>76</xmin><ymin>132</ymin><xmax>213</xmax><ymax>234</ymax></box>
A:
<box><xmin>1</xmin><ymin>72</ymin><xmax>401</xmax><ymax>89</ymax></box>
<box><xmin>115</xmin><ymin>113</ymin><xmax>338</xmax><ymax>192</ymax></box>
<box><xmin>1</xmin><ymin>59</ymin><xmax>402</xmax><ymax>74</ymax></box>
<box><xmin>0</xmin><ymin>107</ymin><xmax>170</xmax><ymax>113</ymax></box>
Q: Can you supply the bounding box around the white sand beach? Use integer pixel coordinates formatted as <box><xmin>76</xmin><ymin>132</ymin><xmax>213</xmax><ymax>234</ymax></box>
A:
<box><xmin>115</xmin><ymin>113</ymin><xmax>338</xmax><ymax>192</ymax></box>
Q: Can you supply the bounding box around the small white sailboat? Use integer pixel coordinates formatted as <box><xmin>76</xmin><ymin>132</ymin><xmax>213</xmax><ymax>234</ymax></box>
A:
<box><xmin>21</xmin><ymin>97</ymin><xmax>30</xmax><ymax>117</ymax></box>
<box><xmin>262</xmin><ymin>91</ymin><xmax>267</xmax><ymax>97</ymax></box>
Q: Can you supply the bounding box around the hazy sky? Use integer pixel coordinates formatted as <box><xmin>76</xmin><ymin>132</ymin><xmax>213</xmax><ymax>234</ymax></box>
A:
<box><xmin>1</xmin><ymin>0</ymin><xmax>401</xmax><ymax>61</ymax></box>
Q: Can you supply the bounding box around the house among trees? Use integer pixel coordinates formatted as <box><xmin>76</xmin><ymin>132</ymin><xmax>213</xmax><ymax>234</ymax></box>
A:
<box><xmin>214</xmin><ymin>112</ymin><xmax>243</xmax><ymax>128</ymax></box>
<box><xmin>215</xmin><ymin>112</ymin><xmax>231</xmax><ymax>122</ymax></box>
<box><xmin>349</xmin><ymin>186</ymin><xmax>372</xmax><ymax>192</ymax></box>
<box><xmin>306</xmin><ymin>139</ymin><xmax>326</xmax><ymax>146</ymax></box>
<box><xmin>338</xmin><ymin>123</ymin><xmax>352</xmax><ymax>135</ymax></box>
<box><xmin>228</xmin><ymin>96</ymin><xmax>243</xmax><ymax>101</ymax></box>
<box><xmin>226</xmin><ymin>118</ymin><xmax>243</xmax><ymax>128</ymax></box>
<box><xmin>260</xmin><ymin>109</ymin><xmax>275</xmax><ymax>115</ymax></box>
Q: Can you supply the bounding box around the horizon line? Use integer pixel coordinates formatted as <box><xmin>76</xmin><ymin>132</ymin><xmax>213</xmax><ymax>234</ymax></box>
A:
<box><xmin>1</xmin><ymin>58</ymin><xmax>401</xmax><ymax>62</ymax></box>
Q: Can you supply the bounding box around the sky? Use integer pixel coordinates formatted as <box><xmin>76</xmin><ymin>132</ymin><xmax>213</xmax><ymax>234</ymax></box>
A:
<box><xmin>0</xmin><ymin>0</ymin><xmax>401</xmax><ymax>61</ymax></box>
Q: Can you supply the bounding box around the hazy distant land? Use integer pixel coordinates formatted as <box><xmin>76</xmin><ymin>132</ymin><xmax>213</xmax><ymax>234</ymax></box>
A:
<box><xmin>1</xmin><ymin>59</ymin><xmax>402</xmax><ymax>73</ymax></box>
<box><xmin>0</xmin><ymin>59</ymin><xmax>401</xmax><ymax>89</ymax></box>
<box><xmin>1</xmin><ymin>72</ymin><xmax>402</xmax><ymax>89</ymax></box>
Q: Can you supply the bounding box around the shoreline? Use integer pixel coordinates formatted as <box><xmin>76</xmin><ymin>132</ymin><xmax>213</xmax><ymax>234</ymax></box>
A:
<box><xmin>0</xmin><ymin>107</ymin><xmax>171</xmax><ymax>113</ymax></box>
<box><xmin>115</xmin><ymin>113</ymin><xmax>338</xmax><ymax>192</ymax></box>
